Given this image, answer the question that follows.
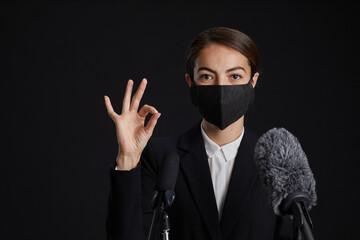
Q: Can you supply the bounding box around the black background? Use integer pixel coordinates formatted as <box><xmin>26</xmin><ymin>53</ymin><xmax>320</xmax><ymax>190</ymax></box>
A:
<box><xmin>1</xmin><ymin>1</ymin><xmax>359</xmax><ymax>239</ymax></box>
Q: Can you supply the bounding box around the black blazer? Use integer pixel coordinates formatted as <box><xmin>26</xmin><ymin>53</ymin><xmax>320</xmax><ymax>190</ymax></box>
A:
<box><xmin>107</xmin><ymin>121</ymin><xmax>293</xmax><ymax>240</ymax></box>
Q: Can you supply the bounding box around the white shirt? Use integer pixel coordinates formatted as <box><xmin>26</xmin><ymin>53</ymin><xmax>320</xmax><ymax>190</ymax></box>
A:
<box><xmin>200</xmin><ymin>120</ymin><xmax>244</xmax><ymax>219</ymax></box>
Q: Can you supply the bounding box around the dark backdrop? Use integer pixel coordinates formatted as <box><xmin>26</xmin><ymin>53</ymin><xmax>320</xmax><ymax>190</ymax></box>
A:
<box><xmin>1</xmin><ymin>2</ymin><xmax>359</xmax><ymax>240</ymax></box>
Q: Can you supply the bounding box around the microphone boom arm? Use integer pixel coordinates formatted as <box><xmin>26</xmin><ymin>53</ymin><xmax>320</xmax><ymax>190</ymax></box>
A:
<box><xmin>148</xmin><ymin>190</ymin><xmax>175</xmax><ymax>240</ymax></box>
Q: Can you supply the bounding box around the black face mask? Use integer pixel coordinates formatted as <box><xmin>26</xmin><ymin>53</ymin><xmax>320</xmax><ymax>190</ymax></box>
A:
<box><xmin>190</xmin><ymin>81</ymin><xmax>254</xmax><ymax>130</ymax></box>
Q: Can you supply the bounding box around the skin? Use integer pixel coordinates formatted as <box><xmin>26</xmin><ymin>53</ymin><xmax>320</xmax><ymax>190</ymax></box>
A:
<box><xmin>104</xmin><ymin>43</ymin><xmax>259</xmax><ymax>170</ymax></box>
<box><xmin>185</xmin><ymin>43</ymin><xmax>259</xmax><ymax>146</ymax></box>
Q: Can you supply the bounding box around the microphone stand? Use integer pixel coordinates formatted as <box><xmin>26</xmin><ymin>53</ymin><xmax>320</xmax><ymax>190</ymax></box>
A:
<box><xmin>281</xmin><ymin>191</ymin><xmax>315</xmax><ymax>240</ymax></box>
<box><xmin>148</xmin><ymin>190</ymin><xmax>175</xmax><ymax>240</ymax></box>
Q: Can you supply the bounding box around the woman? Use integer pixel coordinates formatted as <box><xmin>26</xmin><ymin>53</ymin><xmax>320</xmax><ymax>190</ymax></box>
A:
<box><xmin>104</xmin><ymin>27</ymin><xmax>292</xmax><ymax>239</ymax></box>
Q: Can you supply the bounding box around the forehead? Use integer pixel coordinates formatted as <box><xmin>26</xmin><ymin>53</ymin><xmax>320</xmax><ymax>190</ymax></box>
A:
<box><xmin>194</xmin><ymin>44</ymin><xmax>250</xmax><ymax>71</ymax></box>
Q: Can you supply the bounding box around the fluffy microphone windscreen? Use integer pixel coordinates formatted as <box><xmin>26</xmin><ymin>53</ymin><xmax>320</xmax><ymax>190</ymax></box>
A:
<box><xmin>156</xmin><ymin>152</ymin><xmax>180</xmax><ymax>191</ymax></box>
<box><xmin>254</xmin><ymin>127</ymin><xmax>317</xmax><ymax>216</ymax></box>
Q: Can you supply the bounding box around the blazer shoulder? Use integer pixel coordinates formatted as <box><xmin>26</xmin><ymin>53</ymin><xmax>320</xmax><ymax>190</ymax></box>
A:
<box><xmin>148</xmin><ymin>136</ymin><xmax>179</xmax><ymax>151</ymax></box>
<box><xmin>143</xmin><ymin>136</ymin><xmax>179</xmax><ymax>161</ymax></box>
<box><xmin>244</xmin><ymin>127</ymin><xmax>260</xmax><ymax>149</ymax></box>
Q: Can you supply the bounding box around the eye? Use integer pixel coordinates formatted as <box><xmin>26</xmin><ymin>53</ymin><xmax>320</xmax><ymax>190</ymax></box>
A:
<box><xmin>230</xmin><ymin>74</ymin><xmax>242</xmax><ymax>80</ymax></box>
<box><xmin>200</xmin><ymin>74</ymin><xmax>213</xmax><ymax>80</ymax></box>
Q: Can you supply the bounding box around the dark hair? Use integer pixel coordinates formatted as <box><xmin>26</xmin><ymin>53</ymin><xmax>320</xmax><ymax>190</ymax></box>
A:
<box><xmin>184</xmin><ymin>27</ymin><xmax>261</xmax><ymax>82</ymax></box>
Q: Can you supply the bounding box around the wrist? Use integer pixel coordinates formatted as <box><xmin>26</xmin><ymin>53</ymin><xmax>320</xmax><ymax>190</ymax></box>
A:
<box><xmin>116</xmin><ymin>153</ymin><xmax>141</xmax><ymax>171</ymax></box>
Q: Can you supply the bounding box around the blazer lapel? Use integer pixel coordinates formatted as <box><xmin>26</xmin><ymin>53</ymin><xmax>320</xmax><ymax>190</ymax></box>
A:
<box><xmin>220</xmin><ymin>130</ymin><xmax>259</xmax><ymax>239</ymax></box>
<box><xmin>177</xmin><ymin>121</ymin><xmax>223</xmax><ymax>240</ymax></box>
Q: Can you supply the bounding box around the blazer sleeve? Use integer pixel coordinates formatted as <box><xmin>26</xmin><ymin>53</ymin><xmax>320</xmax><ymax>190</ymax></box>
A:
<box><xmin>106</xmin><ymin>141</ymin><xmax>159</xmax><ymax>240</ymax></box>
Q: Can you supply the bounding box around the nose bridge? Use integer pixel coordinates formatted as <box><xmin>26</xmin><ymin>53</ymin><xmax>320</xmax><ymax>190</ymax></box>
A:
<box><xmin>217</xmin><ymin>73</ymin><xmax>229</xmax><ymax>85</ymax></box>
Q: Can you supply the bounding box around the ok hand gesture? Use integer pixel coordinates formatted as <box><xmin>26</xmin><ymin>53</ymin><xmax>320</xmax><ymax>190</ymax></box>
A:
<box><xmin>104</xmin><ymin>78</ymin><xmax>161</xmax><ymax>170</ymax></box>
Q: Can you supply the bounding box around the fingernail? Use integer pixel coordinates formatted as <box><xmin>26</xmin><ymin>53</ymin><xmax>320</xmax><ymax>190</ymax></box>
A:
<box><xmin>157</xmin><ymin>113</ymin><xmax>161</xmax><ymax>119</ymax></box>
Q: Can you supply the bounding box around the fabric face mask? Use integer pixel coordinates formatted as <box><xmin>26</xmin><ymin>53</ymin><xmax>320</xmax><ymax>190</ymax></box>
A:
<box><xmin>190</xmin><ymin>81</ymin><xmax>254</xmax><ymax>130</ymax></box>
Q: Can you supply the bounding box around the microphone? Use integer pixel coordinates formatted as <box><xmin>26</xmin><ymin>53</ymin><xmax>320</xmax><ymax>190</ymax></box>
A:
<box><xmin>148</xmin><ymin>152</ymin><xmax>180</xmax><ymax>240</ymax></box>
<box><xmin>156</xmin><ymin>152</ymin><xmax>180</xmax><ymax>192</ymax></box>
<box><xmin>254</xmin><ymin>127</ymin><xmax>317</xmax><ymax>240</ymax></box>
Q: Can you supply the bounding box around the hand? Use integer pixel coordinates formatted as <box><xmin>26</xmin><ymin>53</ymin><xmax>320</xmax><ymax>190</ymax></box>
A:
<box><xmin>104</xmin><ymin>78</ymin><xmax>161</xmax><ymax>170</ymax></box>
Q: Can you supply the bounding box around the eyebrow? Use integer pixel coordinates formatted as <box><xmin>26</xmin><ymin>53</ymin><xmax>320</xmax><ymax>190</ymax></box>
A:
<box><xmin>197</xmin><ymin>66</ymin><xmax>246</xmax><ymax>73</ymax></box>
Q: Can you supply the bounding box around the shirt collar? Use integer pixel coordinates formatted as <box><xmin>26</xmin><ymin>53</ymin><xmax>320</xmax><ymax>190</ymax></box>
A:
<box><xmin>200</xmin><ymin>120</ymin><xmax>244</xmax><ymax>162</ymax></box>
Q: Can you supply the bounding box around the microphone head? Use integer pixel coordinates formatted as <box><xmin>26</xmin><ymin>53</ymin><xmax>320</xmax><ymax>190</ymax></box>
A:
<box><xmin>156</xmin><ymin>152</ymin><xmax>180</xmax><ymax>191</ymax></box>
<box><xmin>254</xmin><ymin>127</ymin><xmax>317</xmax><ymax>216</ymax></box>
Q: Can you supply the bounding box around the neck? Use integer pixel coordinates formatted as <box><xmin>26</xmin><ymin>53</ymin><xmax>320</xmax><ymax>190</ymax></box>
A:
<box><xmin>202</xmin><ymin>117</ymin><xmax>244</xmax><ymax>146</ymax></box>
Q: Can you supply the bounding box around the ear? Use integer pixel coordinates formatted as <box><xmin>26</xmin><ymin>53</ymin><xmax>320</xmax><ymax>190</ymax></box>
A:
<box><xmin>185</xmin><ymin>73</ymin><xmax>192</xmax><ymax>87</ymax></box>
<box><xmin>250</xmin><ymin>72</ymin><xmax>259</xmax><ymax>88</ymax></box>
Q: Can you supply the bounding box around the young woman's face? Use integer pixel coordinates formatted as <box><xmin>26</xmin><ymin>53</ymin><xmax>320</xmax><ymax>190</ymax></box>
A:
<box><xmin>186</xmin><ymin>43</ymin><xmax>258</xmax><ymax>87</ymax></box>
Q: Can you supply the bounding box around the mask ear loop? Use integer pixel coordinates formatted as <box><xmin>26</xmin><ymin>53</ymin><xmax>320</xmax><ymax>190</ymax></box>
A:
<box><xmin>249</xmin><ymin>72</ymin><xmax>256</xmax><ymax>86</ymax></box>
<box><xmin>190</xmin><ymin>76</ymin><xmax>196</xmax><ymax>86</ymax></box>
